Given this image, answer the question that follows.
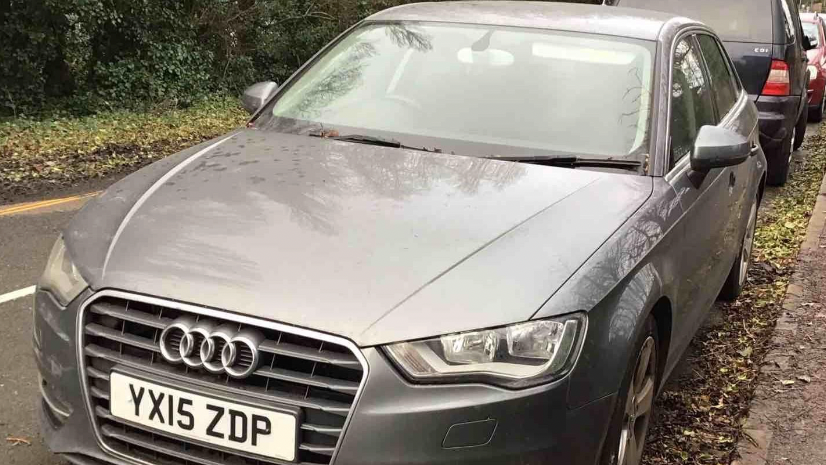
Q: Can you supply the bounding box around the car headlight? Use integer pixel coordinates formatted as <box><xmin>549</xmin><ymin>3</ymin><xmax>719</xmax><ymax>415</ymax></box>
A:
<box><xmin>809</xmin><ymin>65</ymin><xmax>818</xmax><ymax>81</ymax></box>
<box><xmin>38</xmin><ymin>236</ymin><xmax>88</xmax><ymax>307</ymax></box>
<box><xmin>384</xmin><ymin>313</ymin><xmax>586</xmax><ymax>389</ymax></box>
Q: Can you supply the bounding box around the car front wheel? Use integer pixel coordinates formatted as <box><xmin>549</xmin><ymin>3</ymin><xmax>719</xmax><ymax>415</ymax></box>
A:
<box><xmin>600</xmin><ymin>316</ymin><xmax>659</xmax><ymax>465</ymax></box>
<box><xmin>719</xmin><ymin>194</ymin><xmax>758</xmax><ymax>301</ymax></box>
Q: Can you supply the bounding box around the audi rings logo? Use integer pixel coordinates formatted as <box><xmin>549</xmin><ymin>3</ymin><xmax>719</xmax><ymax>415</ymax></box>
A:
<box><xmin>159</xmin><ymin>317</ymin><xmax>265</xmax><ymax>379</ymax></box>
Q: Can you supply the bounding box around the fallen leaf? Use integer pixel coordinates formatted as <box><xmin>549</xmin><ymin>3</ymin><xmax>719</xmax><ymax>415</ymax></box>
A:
<box><xmin>781</xmin><ymin>379</ymin><xmax>796</xmax><ymax>386</ymax></box>
<box><xmin>739</xmin><ymin>346</ymin><xmax>753</xmax><ymax>357</ymax></box>
<box><xmin>798</xmin><ymin>375</ymin><xmax>812</xmax><ymax>383</ymax></box>
<box><xmin>5</xmin><ymin>436</ymin><xmax>31</xmax><ymax>446</ymax></box>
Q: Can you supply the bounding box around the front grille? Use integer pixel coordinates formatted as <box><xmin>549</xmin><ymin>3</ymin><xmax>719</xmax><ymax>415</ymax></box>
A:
<box><xmin>79</xmin><ymin>292</ymin><xmax>367</xmax><ymax>465</ymax></box>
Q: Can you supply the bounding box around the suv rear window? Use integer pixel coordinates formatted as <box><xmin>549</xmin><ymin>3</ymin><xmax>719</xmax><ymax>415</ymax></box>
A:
<box><xmin>617</xmin><ymin>0</ymin><xmax>773</xmax><ymax>43</ymax></box>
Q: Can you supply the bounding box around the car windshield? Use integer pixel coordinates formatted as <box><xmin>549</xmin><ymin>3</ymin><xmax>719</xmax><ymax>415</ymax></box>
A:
<box><xmin>256</xmin><ymin>22</ymin><xmax>655</xmax><ymax>161</ymax></box>
<box><xmin>803</xmin><ymin>21</ymin><xmax>820</xmax><ymax>47</ymax></box>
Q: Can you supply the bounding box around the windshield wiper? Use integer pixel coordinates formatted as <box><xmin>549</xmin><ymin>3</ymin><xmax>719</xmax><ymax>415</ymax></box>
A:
<box><xmin>310</xmin><ymin>132</ymin><xmax>438</xmax><ymax>153</ymax></box>
<box><xmin>484</xmin><ymin>155</ymin><xmax>642</xmax><ymax>171</ymax></box>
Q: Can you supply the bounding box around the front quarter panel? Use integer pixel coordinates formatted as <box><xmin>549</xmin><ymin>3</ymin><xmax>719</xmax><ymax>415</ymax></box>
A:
<box><xmin>536</xmin><ymin>180</ymin><xmax>685</xmax><ymax>408</ymax></box>
<box><xmin>335</xmin><ymin>349</ymin><xmax>613</xmax><ymax>465</ymax></box>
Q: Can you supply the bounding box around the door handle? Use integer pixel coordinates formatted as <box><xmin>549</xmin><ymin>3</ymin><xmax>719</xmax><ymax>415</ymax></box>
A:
<box><xmin>729</xmin><ymin>171</ymin><xmax>737</xmax><ymax>187</ymax></box>
<box><xmin>750</xmin><ymin>143</ymin><xmax>760</xmax><ymax>156</ymax></box>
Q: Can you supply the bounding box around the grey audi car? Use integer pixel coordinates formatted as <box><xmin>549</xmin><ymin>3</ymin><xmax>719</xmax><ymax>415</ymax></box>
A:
<box><xmin>34</xmin><ymin>3</ymin><xmax>767</xmax><ymax>465</ymax></box>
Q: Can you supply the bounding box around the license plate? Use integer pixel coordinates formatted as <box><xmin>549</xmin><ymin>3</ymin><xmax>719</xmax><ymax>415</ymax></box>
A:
<box><xmin>109</xmin><ymin>372</ymin><xmax>297</xmax><ymax>461</ymax></box>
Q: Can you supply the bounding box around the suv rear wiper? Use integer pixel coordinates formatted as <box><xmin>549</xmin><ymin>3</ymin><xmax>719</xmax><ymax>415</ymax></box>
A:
<box><xmin>310</xmin><ymin>132</ymin><xmax>438</xmax><ymax>153</ymax></box>
<box><xmin>484</xmin><ymin>155</ymin><xmax>642</xmax><ymax>171</ymax></box>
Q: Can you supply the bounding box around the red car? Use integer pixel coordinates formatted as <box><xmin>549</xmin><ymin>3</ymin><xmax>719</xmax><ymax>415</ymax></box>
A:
<box><xmin>803</xmin><ymin>13</ymin><xmax>826</xmax><ymax>121</ymax></box>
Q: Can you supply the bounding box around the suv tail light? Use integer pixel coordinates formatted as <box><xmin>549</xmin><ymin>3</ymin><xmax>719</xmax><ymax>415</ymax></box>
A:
<box><xmin>762</xmin><ymin>60</ymin><xmax>791</xmax><ymax>96</ymax></box>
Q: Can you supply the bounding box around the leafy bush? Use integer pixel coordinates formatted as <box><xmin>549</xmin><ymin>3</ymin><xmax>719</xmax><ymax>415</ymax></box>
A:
<box><xmin>0</xmin><ymin>0</ymin><xmax>599</xmax><ymax>118</ymax></box>
<box><xmin>0</xmin><ymin>0</ymin><xmax>75</xmax><ymax>115</ymax></box>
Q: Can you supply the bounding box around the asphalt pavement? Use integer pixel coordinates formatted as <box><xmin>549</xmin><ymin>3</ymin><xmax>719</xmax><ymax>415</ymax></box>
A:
<box><xmin>0</xmin><ymin>124</ymin><xmax>818</xmax><ymax>464</ymax></box>
<box><xmin>0</xmin><ymin>179</ymin><xmax>114</xmax><ymax>464</ymax></box>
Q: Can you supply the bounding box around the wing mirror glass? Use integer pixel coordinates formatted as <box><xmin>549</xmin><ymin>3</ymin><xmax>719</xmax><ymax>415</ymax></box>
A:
<box><xmin>241</xmin><ymin>81</ymin><xmax>278</xmax><ymax>115</ymax></box>
<box><xmin>690</xmin><ymin>126</ymin><xmax>751</xmax><ymax>172</ymax></box>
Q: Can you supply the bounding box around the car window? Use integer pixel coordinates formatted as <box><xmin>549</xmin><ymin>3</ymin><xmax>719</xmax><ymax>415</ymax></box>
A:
<box><xmin>670</xmin><ymin>37</ymin><xmax>717</xmax><ymax>168</ymax></box>
<box><xmin>803</xmin><ymin>21</ymin><xmax>820</xmax><ymax>47</ymax></box>
<box><xmin>615</xmin><ymin>0</ymin><xmax>772</xmax><ymax>43</ymax></box>
<box><xmin>261</xmin><ymin>23</ymin><xmax>655</xmax><ymax>160</ymax></box>
<box><xmin>697</xmin><ymin>35</ymin><xmax>740</xmax><ymax>117</ymax></box>
<box><xmin>779</xmin><ymin>0</ymin><xmax>796</xmax><ymax>43</ymax></box>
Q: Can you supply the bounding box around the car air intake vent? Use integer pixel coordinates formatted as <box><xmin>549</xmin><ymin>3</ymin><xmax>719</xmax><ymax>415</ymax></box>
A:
<box><xmin>79</xmin><ymin>292</ymin><xmax>367</xmax><ymax>465</ymax></box>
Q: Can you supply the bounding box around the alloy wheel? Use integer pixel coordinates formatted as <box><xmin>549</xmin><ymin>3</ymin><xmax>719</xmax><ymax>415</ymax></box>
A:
<box><xmin>738</xmin><ymin>202</ymin><xmax>758</xmax><ymax>286</ymax></box>
<box><xmin>617</xmin><ymin>337</ymin><xmax>657</xmax><ymax>465</ymax></box>
<box><xmin>789</xmin><ymin>126</ymin><xmax>797</xmax><ymax>165</ymax></box>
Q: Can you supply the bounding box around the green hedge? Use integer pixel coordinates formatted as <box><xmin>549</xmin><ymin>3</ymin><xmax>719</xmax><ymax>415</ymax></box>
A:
<box><xmin>0</xmin><ymin>0</ymin><xmax>597</xmax><ymax>118</ymax></box>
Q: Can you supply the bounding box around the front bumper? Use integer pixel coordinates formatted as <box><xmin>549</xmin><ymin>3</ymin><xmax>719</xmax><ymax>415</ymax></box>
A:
<box><xmin>756</xmin><ymin>95</ymin><xmax>801</xmax><ymax>151</ymax></box>
<box><xmin>35</xmin><ymin>290</ymin><xmax>615</xmax><ymax>465</ymax></box>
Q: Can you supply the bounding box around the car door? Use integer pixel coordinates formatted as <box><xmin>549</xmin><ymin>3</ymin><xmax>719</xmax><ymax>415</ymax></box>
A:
<box><xmin>666</xmin><ymin>34</ymin><xmax>737</xmax><ymax>356</ymax></box>
<box><xmin>777</xmin><ymin>0</ymin><xmax>808</xmax><ymax>110</ymax></box>
<box><xmin>696</xmin><ymin>33</ymin><xmax>756</xmax><ymax>255</ymax></box>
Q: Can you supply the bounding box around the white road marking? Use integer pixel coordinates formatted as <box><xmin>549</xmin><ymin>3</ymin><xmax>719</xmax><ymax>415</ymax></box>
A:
<box><xmin>0</xmin><ymin>285</ymin><xmax>36</xmax><ymax>305</ymax></box>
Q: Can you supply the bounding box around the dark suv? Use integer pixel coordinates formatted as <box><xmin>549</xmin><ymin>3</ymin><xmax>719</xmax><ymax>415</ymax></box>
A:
<box><xmin>608</xmin><ymin>0</ymin><xmax>812</xmax><ymax>185</ymax></box>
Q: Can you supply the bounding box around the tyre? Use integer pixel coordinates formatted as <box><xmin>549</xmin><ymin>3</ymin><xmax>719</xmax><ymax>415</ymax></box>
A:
<box><xmin>766</xmin><ymin>126</ymin><xmax>794</xmax><ymax>186</ymax></box>
<box><xmin>719</xmin><ymin>195</ymin><xmax>758</xmax><ymax>301</ymax></box>
<box><xmin>810</xmin><ymin>91</ymin><xmax>825</xmax><ymax>123</ymax></box>
<box><xmin>599</xmin><ymin>316</ymin><xmax>659</xmax><ymax>465</ymax></box>
<box><xmin>793</xmin><ymin>107</ymin><xmax>807</xmax><ymax>150</ymax></box>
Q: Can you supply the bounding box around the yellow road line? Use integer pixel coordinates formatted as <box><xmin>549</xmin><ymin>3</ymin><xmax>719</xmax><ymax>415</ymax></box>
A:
<box><xmin>0</xmin><ymin>191</ymin><xmax>100</xmax><ymax>217</ymax></box>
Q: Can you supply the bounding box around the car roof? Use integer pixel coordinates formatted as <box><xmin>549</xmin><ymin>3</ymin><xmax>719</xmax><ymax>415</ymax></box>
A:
<box><xmin>365</xmin><ymin>1</ymin><xmax>684</xmax><ymax>41</ymax></box>
<box><xmin>801</xmin><ymin>12</ymin><xmax>820</xmax><ymax>23</ymax></box>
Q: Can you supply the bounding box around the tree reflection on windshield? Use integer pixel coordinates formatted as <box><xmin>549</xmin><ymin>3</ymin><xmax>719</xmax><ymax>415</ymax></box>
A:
<box><xmin>290</xmin><ymin>41</ymin><xmax>378</xmax><ymax>120</ymax></box>
<box><xmin>256</xmin><ymin>21</ymin><xmax>655</xmax><ymax>161</ymax></box>
<box><xmin>385</xmin><ymin>24</ymin><xmax>433</xmax><ymax>52</ymax></box>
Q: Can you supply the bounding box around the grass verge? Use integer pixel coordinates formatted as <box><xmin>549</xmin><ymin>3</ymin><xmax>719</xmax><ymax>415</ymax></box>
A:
<box><xmin>643</xmin><ymin>129</ymin><xmax>826</xmax><ymax>464</ymax></box>
<box><xmin>0</xmin><ymin>96</ymin><xmax>247</xmax><ymax>203</ymax></box>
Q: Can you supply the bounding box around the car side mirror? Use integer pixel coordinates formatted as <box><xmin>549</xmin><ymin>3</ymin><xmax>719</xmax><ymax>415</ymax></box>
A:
<box><xmin>690</xmin><ymin>126</ymin><xmax>750</xmax><ymax>172</ymax></box>
<box><xmin>803</xmin><ymin>34</ymin><xmax>815</xmax><ymax>51</ymax></box>
<box><xmin>241</xmin><ymin>81</ymin><xmax>278</xmax><ymax>115</ymax></box>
